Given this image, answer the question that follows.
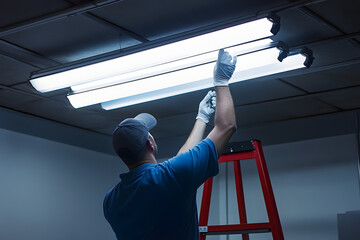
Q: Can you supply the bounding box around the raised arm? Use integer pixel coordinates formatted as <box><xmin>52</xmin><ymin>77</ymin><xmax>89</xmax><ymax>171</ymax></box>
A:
<box><xmin>207</xmin><ymin>49</ymin><xmax>237</xmax><ymax>156</ymax></box>
<box><xmin>177</xmin><ymin>91</ymin><xmax>216</xmax><ymax>155</ymax></box>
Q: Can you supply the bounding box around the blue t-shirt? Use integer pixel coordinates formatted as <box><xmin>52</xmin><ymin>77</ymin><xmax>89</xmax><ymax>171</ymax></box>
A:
<box><xmin>103</xmin><ymin>138</ymin><xmax>218</xmax><ymax>240</ymax></box>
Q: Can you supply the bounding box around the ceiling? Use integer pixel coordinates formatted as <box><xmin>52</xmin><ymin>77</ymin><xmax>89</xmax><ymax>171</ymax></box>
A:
<box><xmin>1</xmin><ymin>0</ymin><xmax>360</xmax><ymax>145</ymax></box>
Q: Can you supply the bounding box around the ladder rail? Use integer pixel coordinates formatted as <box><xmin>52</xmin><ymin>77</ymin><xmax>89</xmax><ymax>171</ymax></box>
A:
<box><xmin>253</xmin><ymin>140</ymin><xmax>284</xmax><ymax>240</ymax></box>
<box><xmin>199</xmin><ymin>178</ymin><xmax>213</xmax><ymax>228</ymax></box>
<box><xmin>233</xmin><ymin>160</ymin><xmax>249</xmax><ymax>240</ymax></box>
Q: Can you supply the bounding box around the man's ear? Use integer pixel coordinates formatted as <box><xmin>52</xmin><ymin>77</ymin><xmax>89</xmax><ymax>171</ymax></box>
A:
<box><xmin>146</xmin><ymin>139</ymin><xmax>154</xmax><ymax>152</ymax></box>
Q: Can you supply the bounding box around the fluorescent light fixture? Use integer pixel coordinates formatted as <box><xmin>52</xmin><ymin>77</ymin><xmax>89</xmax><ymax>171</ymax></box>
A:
<box><xmin>101</xmin><ymin>52</ymin><xmax>308</xmax><ymax>110</ymax></box>
<box><xmin>71</xmin><ymin>39</ymin><xmax>273</xmax><ymax>93</ymax></box>
<box><xmin>30</xmin><ymin>17</ymin><xmax>279</xmax><ymax>93</ymax></box>
<box><xmin>67</xmin><ymin>46</ymin><xmax>313</xmax><ymax>109</ymax></box>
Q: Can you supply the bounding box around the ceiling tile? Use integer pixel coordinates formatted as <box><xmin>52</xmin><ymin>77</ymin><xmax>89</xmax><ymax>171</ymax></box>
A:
<box><xmin>235</xmin><ymin>97</ymin><xmax>338</xmax><ymax>126</ymax></box>
<box><xmin>308</xmin><ymin>40</ymin><xmax>360</xmax><ymax>68</ymax></box>
<box><xmin>231</xmin><ymin>78</ymin><xmax>305</xmax><ymax>106</ymax></box>
<box><xmin>0</xmin><ymin>89</ymin><xmax>40</xmax><ymax>109</ymax></box>
<box><xmin>317</xmin><ymin>86</ymin><xmax>360</xmax><ymax>110</ymax></box>
<box><xmin>308</xmin><ymin>0</ymin><xmax>360</xmax><ymax>34</ymax></box>
<box><xmin>273</xmin><ymin>8</ymin><xmax>339</xmax><ymax>46</ymax></box>
<box><xmin>281</xmin><ymin>62</ymin><xmax>360</xmax><ymax>92</ymax></box>
<box><xmin>0</xmin><ymin>55</ymin><xmax>37</xmax><ymax>86</ymax></box>
<box><xmin>92</xmin><ymin>0</ymin><xmax>288</xmax><ymax>40</ymax></box>
<box><xmin>0</xmin><ymin>0</ymin><xmax>69</xmax><ymax>27</ymax></box>
<box><xmin>3</xmin><ymin>15</ymin><xmax>139</xmax><ymax>63</ymax></box>
<box><xmin>16</xmin><ymin>98</ymin><xmax>110</xmax><ymax>129</ymax></box>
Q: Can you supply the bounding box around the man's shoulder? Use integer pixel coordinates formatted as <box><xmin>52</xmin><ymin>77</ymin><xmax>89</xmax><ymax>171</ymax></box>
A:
<box><xmin>103</xmin><ymin>184</ymin><xmax>118</xmax><ymax>204</ymax></box>
<box><xmin>162</xmin><ymin>138</ymin><xmax>216</xmax><ymax>166</ymax></box>
<box><xmin>191</xmin><ymin>138</ymin><xmax>216</xmax><ymax>154</ymax></box>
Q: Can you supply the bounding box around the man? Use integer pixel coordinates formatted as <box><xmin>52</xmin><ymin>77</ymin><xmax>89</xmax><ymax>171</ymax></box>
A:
<box><xmin>103</xmin><ymin>49</ymin><xmax>237</xmax><ymax>240</ymax></box>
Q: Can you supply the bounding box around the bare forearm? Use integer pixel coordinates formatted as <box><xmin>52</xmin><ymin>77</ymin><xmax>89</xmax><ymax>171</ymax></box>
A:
<box><xmin>214</xmin><ymin>86</ymin><xmax>236</xmax><ymax>130</ymax></box>
<box><xmin>208</xmin><ymin>86</ymin><xmax>237</xmax><ymax>155</ymax></box>
<box><xmin>177</xmin><ymin>119</ymin><xmax>206</xmax><ymax>155</ymax></box>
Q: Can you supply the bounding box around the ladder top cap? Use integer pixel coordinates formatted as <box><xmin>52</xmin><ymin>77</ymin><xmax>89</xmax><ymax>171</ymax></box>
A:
<box><xmin>223</xmin><ymin>140</ymin><xmax>261</xmax><ymax>154</ymax></box>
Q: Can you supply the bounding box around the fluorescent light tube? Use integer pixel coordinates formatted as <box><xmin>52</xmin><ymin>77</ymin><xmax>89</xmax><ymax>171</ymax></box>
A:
<box><xmin>102</xmin><ymin>80</ymin><xmax>214</xmax><ymax>110</ymax></box>
<box><xmin>68</xmin><ymin>63</ymin><xmax>213</xmax><ymax>108</ymax></box>
<box><xmin>67</xmin><ymin>47</ymin><xmax>309</xmax><ymax>109</ymax></box>
<box><xmin>30</xmin><ymin>17</ymin><xmax>277</xmax><ymax>93</ymax></box>
<box><xmin>71</xmin><ymin>39</ymin><xmax>273</xmax><ymax>93</ymax></box>
<box><xmin>101</xmin><ymin>53</ymin><xmax>307</xmax><ymax>110</ymax></box>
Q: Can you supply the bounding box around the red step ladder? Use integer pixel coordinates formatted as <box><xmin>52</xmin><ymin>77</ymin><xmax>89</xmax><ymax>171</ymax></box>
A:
<box><xmin>199</xmin><ymin>140</ymin><xmax>284</xmax><ymax>240</ymax></box>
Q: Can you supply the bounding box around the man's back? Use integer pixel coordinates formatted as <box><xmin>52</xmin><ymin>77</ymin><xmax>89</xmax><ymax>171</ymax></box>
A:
<box><xmin>104</xmin><ymin>139</ymin><xmax>218</xmax><ymax>240</ymax></box>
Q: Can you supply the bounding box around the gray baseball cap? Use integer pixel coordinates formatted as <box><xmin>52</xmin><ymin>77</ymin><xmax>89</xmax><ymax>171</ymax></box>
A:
<box><xmin>113</xmin><ymin>113</ymin><xmax>157</xmax><ymax>158</ymax></box>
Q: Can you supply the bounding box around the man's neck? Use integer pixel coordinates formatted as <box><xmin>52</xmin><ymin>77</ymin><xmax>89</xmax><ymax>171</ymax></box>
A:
<box><xmin>128</xmin><ymin>155</ymin><xmax>157</xmax><ymax>170</ymax></box>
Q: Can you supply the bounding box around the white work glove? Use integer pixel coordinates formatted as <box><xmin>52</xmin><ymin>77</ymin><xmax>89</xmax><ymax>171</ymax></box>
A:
<box><xmin>196</xmin><ymin>90</ymin><xmax>216</xmax><ymax>123</ymax></box>
<box><xmin>213</xmin><ymin>49</ymin><xmax>237</xmax><ymax>86</ymax></box>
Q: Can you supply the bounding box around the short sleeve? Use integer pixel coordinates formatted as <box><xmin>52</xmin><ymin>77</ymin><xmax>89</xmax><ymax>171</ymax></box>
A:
<box><xmin>164</xmin><ymin>138</ymin><xmax>219</xmax><ymax>191</ymax></box>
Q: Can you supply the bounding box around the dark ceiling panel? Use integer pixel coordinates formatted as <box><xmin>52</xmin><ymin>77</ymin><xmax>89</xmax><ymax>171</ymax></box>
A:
<box><xmin>15</xmin><ymin>98</ymin><xmax>112</xmax><ymax>129</ymax></box>
<box><xmin>273</xmin><ymin>8</ymin><xmax>339</xmax><ymax>46</ymax></box>
<box><xmin>0</xmin><ymin>39</ymin><xmax>58</xmax><ymax>68</ymax></box>
<box><xmin>91</xmin><ymin>0</ymin><xmax>288</xmax><ymax>40</ymax></box>
<box><xmin>47</xmin><ymin>94</ymin><xmax>122</xmax><ymax>128</ymax></box>
<box><xmin>281</xmin><ymin>62</ymin><xmax>360</xmax><ymax>92</ymax></box>
<box><xmin>2</xmin><ymin>14</ymin><xmax>139</xmax><ymax>63</ymax></box>
<box><xmin>317</xmin><ymin>86</ymin><xmax>360</xmax><ymax>110</ymax></box>
<box><xmin>66</xmin><ymin>0</ymin><xmax>97</xmax><ymax>4</ymax></box>
<box><xmin>235</xmin><ymin>96</ymin><xmax>339</xmax><ymax>126</ymax></box>
<box><xmin>0</xmin><ymin>55</ymin><xmax>37</xmax><ymax>86</ymax></box>
<box><xmin>306</xmin><ymin>40</ymin><xmax>360</xmax><ymax>68</ymax></box>
<box><xmin>52</xmin><ymin>93</ymin><xmax>120</xmax><ymax>114</ymax></box>
<box><xmin>0</xmin><ymin>0</ymin><xmax>70</xmax><ymax>27</ymax></box>
<box><xmin>308</xmin><ymin>0</ymin><xmax>360</xmax><ymax>34</ymax></box>
<box><xmin>230</xmin><ymin>78</ymin><xmax>305</xmax><ymax>106</ymax></box>
<box><xmin>0</xmin><ymin>89</ymin><xmax>40</xmax><ymax>109</ymax></box>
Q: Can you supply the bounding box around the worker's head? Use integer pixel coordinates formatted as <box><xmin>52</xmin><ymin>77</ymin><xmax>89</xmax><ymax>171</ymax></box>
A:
<box><xmin>112</xmin><ymin>113</ymin><xmax>157</xmax><ymax>166</ymax></box>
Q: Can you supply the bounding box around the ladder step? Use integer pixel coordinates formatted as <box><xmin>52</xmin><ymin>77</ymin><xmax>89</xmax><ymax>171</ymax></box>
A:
<box><xmin>200</xmin><ymin>222</ymin><xmax>271</xmax><ymax>235</ymax></box>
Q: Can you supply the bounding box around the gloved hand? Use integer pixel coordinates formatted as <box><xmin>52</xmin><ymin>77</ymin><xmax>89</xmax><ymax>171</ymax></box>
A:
<box><xmin>213</xmin><ymin>49</ymin><xmax>237</xmax><ymax>86</ymax></box>
<box><xmin>196</xmin><ymin>90</ymin><xmax>216</xmax><ymax>123</ymax></box>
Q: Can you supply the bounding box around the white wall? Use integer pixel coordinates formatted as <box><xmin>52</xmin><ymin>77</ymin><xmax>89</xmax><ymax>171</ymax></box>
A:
<box><xmin>0</xmin><ymin>128</ymin><xmax>125</xmax><ymax>240</ymax></box>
